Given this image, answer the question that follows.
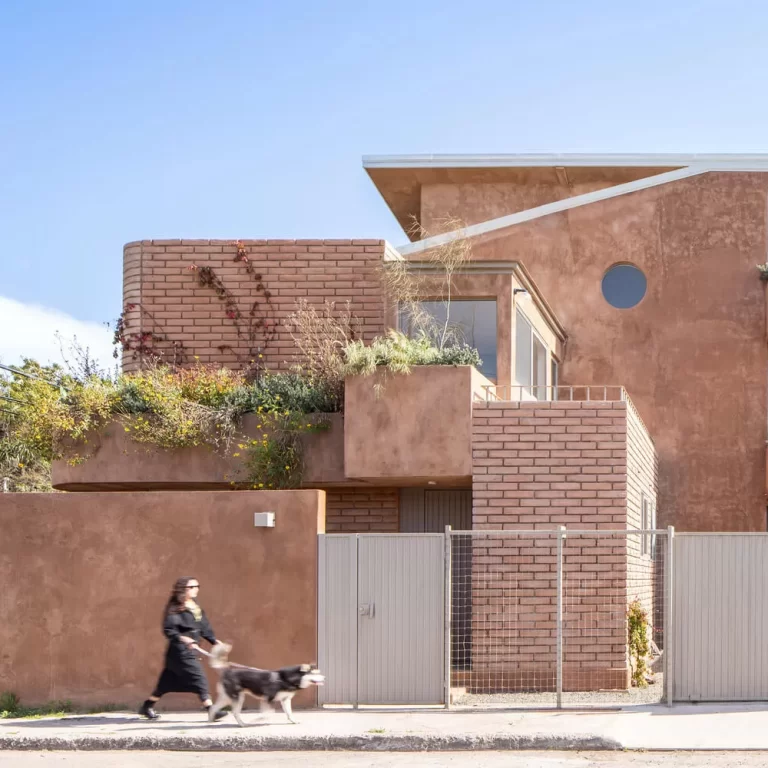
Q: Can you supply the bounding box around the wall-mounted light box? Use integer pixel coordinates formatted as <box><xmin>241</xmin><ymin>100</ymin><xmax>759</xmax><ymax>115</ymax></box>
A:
<box><xmin>254</xmin><ymin>512</ymin><xmax>275</xmax><ymax>528</ymax></box>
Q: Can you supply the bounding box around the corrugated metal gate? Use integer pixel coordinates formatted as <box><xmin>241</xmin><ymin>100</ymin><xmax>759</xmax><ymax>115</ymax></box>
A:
<box><xmin>400</xmin><ymin>490</ymin><xmax>472</xmax><ymax>670</ymax></box>
<box><xmin>670</xmin><ymin>534</ymin><xmax>768</xmax><ymax>702</ymax></box>
<box><xmin>318</xmin><ymin>534</ymin><xmax>445</xmax><ymax>706</ymax></box>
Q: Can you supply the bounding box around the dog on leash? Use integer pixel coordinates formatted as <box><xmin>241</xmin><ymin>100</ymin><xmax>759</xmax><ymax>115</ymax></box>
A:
<box><xmin>206</xmin><ymin>643</ymin><xmax>325</xmax><ymax>726</ymax></box>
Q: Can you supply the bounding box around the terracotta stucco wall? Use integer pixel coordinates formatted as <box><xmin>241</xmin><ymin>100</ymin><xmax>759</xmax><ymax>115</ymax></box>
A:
<box><xmin>0</xmin><ymin>491</ymin><xmax>324</xmax><ymax>708</ymax></box>
<box><xmin>419</xmin><ymin>167</ymin><xmax>675</xmax><ymax>232</ymax></box>
<box><xmin>123</xmin><ymin>239</ymin><xmax>387</xmax><ymax>372</ymax></box>
<box><xmin>456</xmin><ymin>172</ymin><xmax>768</xmax><ymax>531</ymax></box>
<box><xmin>344</xmin><ymin>366</ymin><xmax>490</xmax><ymax>485</ymax></box>
<box><xmin>52</xmin><ymin>414</ymin><xmax>345</xmax><ymax>491</ymax></box>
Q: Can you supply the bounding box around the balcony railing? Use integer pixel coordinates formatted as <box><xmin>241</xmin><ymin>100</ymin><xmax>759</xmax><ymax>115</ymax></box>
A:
<box><xmin>481</xmin><ymin>384</ymin><xmax>627</xmax><ymax>403</ymax></box>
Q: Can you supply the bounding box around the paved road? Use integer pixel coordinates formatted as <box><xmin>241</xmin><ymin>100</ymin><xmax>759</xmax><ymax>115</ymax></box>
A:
<box><xmin>2</xmin><ymin>753</ymin><xmax>768</xmax><ymax>767</ymax></box>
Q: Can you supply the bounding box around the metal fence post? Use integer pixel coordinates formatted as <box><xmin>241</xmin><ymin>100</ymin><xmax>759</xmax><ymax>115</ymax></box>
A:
<box><xmin>556</xmin><ymin>525</ymin><xmax>566</xmax><ymax>708</ymax></box>
<box><xmin>444</xmin><ymin>525</ymin><xmax>452</xmax><ymax>709</ymax></box>
<box><xmin>664</xmin><ymin>525</ymin><xmax>675</xmax><ymax>707</ymax></box>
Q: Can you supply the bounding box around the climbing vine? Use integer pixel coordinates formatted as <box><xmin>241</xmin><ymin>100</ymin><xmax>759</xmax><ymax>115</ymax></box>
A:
<box><xmin>113</xmin><ymin>303</ymin><xmax>189</xmax><ymax>366</ymax></box>
<box><xmin>189</xmin><ymin>240</ymin><xmax>276</xmax><ymax>380</ymax></box>
<box><xmin>114</xmin><ymin>241</ymin><xmax>275</xmax><ymax>375</ymax></box>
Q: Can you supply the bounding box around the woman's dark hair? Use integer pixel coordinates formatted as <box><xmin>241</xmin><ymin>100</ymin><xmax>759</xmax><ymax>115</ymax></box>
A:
<box><xmin>164</xmin><ymin>576</ymin><xmax>196</xmax><ymax>616</ymax></box>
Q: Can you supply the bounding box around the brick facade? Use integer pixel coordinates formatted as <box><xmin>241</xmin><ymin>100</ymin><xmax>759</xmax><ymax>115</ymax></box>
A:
<box><xmin>626</xmin><ymin>400</ymin><xmax>658</xmax><ymax>532</ymax></box>
<box><xmin>465</xmin><ymin>399</ymin><xmax>658</xmax><ymax>692</ymax></box>
<box><xmin>122</xmin><ymin>239</ymin><xmax>388</xmax><ymax>372</ymax></box>
<box><xmin>625</xmin><ymin>400</ymin><xmax>662</xmax><ymax>649</ymax></box>
<box><xmin>472</xmin><ymin>400</ymin><xmax>629</xmax><ymax>528</ymax></box>
<box><xmin>325</xmin><ymin>488</ymin><xmax>399</xmax><ymax>533</ymax></box>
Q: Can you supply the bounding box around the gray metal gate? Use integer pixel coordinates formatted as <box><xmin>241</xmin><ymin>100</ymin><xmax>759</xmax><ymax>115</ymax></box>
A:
<box><xmin>318</xmin><ymin>533</ymin><xmax>445</xmax><ymax>706</ymax></box>
<box><xmin>671</xmin><ymin>534</ymin><xmax>768</xmax><ymax>702</ymax></box>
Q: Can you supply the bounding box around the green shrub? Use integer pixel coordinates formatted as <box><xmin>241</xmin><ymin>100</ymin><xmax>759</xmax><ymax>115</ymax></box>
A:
<box><xmin>628</xmin><ymin>599</ymin><xmax>651</xmax><ymax>687</ymax></box>
<box><xmin>242</xmin><ymin>412</ymin><xmax>330</xmax><ymax>490</ymax></box>
<box><xmin>342</xmin><ymin>330</ymin><xmax>481</xmax><ymax>377</ymax></box>
<box><xmin>245</xmin><ymin>372</ymin><xmax>341</xmax><ymax>414</ymax></box>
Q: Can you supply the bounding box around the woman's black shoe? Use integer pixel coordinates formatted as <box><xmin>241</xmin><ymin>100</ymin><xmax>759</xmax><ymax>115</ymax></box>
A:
<box><xmin>138</xmin><ymin>700</ymin><xmax>160</xmax><ymax>720</ymax></box>
<box><xmin>206</xmin><ymin>705</ymin><xmax>229</xmax><ymax>722</ymax></box>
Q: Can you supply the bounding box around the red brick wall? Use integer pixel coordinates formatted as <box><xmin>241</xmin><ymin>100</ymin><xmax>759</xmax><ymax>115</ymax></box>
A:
<box><xmin>466</xmin><ymin>400</ymin><xmax>635</xmax><ymax>692</ymax></box>
<box><xmin>626</xmin><ymin>400</ymin><xmax>658</xmax><ymax>532</ymax></box>
<box><xmin>472</xmin><ymin>400</ymin><xmax>629</xmax><ymax>528</ymax></box>
<box><xmin>121</xmin><ymin>239</ymin><xmax>388</xmax><ymax>372</ymax></box>
<box><xmin>325</xmin><ymin>488</ymin><xmax>399</xmax><ymax>533</ymax></box>
<box><xmin>625</xmin><ymin>400</ymin><xmax>662</xmax><ymax>649</ymax></box>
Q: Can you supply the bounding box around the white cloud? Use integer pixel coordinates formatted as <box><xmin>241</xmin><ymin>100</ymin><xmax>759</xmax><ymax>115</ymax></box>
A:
<box><xmin>0</xmin><ymin>296</ymin><xmax>116</xmax><ymax>372</ymax></box>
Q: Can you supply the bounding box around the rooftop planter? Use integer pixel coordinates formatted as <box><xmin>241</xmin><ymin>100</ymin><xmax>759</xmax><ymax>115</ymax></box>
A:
<box><xmin>6</xmin><ymin>331</ymin><xmax>487</xmax><ymax>493</ymax></box>
<box><xmin>51</xmin><ymin>413</ymin><xmax>344</xmax><ymax>491</ymax></box>
<box><xmin>344</xmin><ymin>365</ymin><xmax>490</xmax><ymax>484</ymax></box>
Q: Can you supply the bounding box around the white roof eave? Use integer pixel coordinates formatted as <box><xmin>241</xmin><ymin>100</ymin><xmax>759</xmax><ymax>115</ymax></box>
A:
<box><xmin>363</xmin><ymin>152</ymin><xmax>768</xmax><ymax>170</ymax></box>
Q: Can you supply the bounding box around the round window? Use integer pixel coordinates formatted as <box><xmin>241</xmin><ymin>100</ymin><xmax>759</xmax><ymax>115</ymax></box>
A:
<box><xmin>601</xmin><ymin>264</ymin><xmax>647</xmax><ymax>309</ymax></box>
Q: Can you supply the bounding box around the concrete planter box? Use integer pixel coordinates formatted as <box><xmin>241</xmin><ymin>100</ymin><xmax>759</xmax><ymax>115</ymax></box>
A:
<box><xmin>51</xmin><ymin>412</ymin><xmax>345</xmax><ymax>491</ymax></box>
<box><xmin>344</xmin><ymin>365</ymin><xmax>490</xmax><ymax>485</ymax></box>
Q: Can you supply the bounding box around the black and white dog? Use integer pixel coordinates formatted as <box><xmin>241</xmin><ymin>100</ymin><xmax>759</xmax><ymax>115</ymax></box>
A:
<box><xmin>207</xmin><ymin>644</ymin><xmax>325</xmax><ymax>726</ymax></box>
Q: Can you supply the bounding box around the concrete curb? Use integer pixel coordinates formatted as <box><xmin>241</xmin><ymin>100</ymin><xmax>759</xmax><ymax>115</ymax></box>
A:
<box><xmin>0</xmin><ymin>733</ymin><xmax>622</xmax><ymax>752</ymax></box>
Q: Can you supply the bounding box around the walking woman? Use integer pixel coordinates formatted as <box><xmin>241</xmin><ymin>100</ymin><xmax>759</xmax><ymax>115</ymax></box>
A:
<box><xmin>139</xmin><ymin>576</ymin><xmax>229</xmax><ymax>720</ymax></box>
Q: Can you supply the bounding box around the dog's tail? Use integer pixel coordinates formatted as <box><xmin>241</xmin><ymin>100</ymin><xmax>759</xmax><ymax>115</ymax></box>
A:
<box><xmin>208</xmin><ymin>642</ymin><xmax>232</xmax><ymax>670</ymax></box>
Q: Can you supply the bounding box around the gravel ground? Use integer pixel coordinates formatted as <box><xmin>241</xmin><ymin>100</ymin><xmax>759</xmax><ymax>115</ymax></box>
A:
<box><xmin>454</xmin><ymin>674</ymin><xmax>664</xmax><ymax>709</ymax></box>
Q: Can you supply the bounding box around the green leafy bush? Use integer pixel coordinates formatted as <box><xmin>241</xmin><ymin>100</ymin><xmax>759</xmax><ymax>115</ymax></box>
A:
<box><xmin>628</xmin><ymin>599</ymin><xmax>651</xmax><ymax>687</ymax></box>
<box><xmin>342</xmin><ymin>330</ymin><xmax>482</xmax><ymax>377</ymax></box>
<box><xmin>245</xmin><ymin>372</ymin><xmax>341</xmax><ymax>414</ymax></box>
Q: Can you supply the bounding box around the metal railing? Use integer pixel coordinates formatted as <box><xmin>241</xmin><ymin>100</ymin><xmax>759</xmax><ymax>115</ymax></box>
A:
<box><xmin>482</xmin><ymin>384</ymin><xmax>627</xmax><ymax>403</ymax></box>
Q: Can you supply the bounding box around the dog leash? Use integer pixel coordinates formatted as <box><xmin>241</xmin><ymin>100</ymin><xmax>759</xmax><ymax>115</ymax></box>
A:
<box><xmin>196</xmin><ymin>646</ymin><xmax>264</xmax><ymax>672</ymax></box>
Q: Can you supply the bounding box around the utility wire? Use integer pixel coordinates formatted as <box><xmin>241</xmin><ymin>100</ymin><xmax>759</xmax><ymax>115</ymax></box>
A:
<box><xmin>0</xmin><ymin>395</ymin><xmax>27</xmax><ymax>405</ymax></box>
<box><xmin>0</xmin><ymin>363</ymin><xmax>65</xmax><ymax>389</ymax></box>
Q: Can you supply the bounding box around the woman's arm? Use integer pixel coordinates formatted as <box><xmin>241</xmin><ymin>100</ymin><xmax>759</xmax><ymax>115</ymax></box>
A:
<box><xmin>199</xmin><ymin>611</ymin><xmax>217</xmax><ymax>646</ymax></box>
<box><xmin>163</xmin><ymin>611</ymin><xmax>195</xmax><ymax>647</ymax></box>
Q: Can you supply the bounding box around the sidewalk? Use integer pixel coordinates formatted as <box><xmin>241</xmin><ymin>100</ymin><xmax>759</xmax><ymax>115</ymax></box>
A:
<box><xmin>3</xmin><ymin>703</ymin><xmax>768</xmax><ymax>752</ymax></box>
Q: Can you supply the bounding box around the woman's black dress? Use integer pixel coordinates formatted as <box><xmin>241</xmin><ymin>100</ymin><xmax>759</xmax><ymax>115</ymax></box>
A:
<box><xmin>151</xmin><ymin>607</ymin><xmax>217</xmax><ymax>701</ymax></box>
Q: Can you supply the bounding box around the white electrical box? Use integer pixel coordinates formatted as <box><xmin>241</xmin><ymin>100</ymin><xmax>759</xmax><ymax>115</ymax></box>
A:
<box><xmin>254</xmin><ymin>512</ymin><xmax>275</xmax><ymax>528</ymax></box>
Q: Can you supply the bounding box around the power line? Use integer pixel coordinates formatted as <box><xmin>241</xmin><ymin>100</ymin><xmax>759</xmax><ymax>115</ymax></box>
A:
<box><xmin>0</xmin><ymin>363</ymin><xmax>67</xmax><ymax>390</ymax></box>
<box><xmin>0</xmin><ymin>395</ymin><xmax>27</xmax><ymax>405</ymax></box>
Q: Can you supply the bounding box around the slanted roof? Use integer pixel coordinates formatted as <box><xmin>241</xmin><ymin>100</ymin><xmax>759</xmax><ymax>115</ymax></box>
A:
<box><xmin>364</xmin><ymin>153</ymin><xmax>768</xmax><ymax>242</ymax></box>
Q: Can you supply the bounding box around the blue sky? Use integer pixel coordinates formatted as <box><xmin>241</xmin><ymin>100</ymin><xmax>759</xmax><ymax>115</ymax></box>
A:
<box><xmin>2</xmin><ymin>0</ymin><xmax>768</xmax><ymax>365</ymax></box>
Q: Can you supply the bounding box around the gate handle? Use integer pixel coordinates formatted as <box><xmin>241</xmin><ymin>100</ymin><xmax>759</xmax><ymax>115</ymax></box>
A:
<box><xmin>358</xmin><ymin>603</ymin><xmax>375</xmax><ymax>618</ymax></box>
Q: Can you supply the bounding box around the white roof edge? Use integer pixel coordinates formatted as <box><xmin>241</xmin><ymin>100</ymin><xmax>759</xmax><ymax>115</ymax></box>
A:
<box><xmin>383</xmin><ymin>242</ymin><xmax>403</xmax><ymax>261</ymax></box>
<box><xmin>396</xmin><ymin>166</ymin><xmax>708</xmax><ymax>257</ymax></box>
<box><xmin>363</xmin><ymin>152</ymin><xmax>768</xmax><ymax>169</ymax></box>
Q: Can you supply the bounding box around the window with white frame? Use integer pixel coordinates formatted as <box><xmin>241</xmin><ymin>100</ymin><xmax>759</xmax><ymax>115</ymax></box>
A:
<box><xmin>399</xmin><ymin>299</ymin><xmax>497</xmax><ymax>381</ymax></box>
<box><xmin>551</xmin><ymin>358</ymin><xmax>559</xmax><ymax>401</ymax></box>
<box><xmin>515</xmin><ymin>308</ymin><xmax>549</xmax><ymax>400</ymax></box>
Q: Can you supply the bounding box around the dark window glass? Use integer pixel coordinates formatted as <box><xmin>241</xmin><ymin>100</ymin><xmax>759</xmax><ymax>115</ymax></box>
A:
<box><xmin>400</xmin><ymin>300</ymin><xmax>497</xmax><ymax>380</ymax></box>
